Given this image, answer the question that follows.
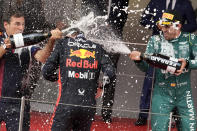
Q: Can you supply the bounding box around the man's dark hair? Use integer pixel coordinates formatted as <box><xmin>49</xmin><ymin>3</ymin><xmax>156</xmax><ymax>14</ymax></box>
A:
<box><xmin>65</xmin><ymin>27</ymin><xmax>84</xmax><ymax>36</ymax></box>
<box><xmin>2</xmin><ymin>8</ymin><xmax>24</xmax><ymax>23</ymax></box>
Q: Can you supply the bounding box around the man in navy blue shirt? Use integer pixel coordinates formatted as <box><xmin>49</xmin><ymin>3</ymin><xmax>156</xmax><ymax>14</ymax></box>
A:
<box><xmin>136</xmin><ymin>0</ymin><xmax>197</xmax><ymax>126</ymax></box>
<box><xmin>42</xmin><ymin>28</ymin><xmax>116</xmax><ymax>131</ymax></box>
<box><xmin>0</xmin><ymin>8</ymin><xmax>62</xmax><ymax>131</ymax></box>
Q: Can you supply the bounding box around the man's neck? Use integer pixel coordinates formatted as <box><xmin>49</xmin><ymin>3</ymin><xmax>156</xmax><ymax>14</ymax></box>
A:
<box><xmin>166</xmin><ymin>0</ymin><xmax>177</xmax><ymax>10</ymax></box>
<box><xmin>175</xmin><ymin>31</ymin><xmax>181</xmax><ymax>39</ymax></box>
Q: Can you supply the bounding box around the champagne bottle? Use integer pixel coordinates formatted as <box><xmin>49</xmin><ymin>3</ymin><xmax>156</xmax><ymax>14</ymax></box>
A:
<box><xmin>9</xmin><ymin>32</ymin><xmax>52</xmax><ymax>48</ymax></box>
<box><xmin>140</xmin><ymin>53</ymin><xmax>182</xmax><ymax>73</ymax></box>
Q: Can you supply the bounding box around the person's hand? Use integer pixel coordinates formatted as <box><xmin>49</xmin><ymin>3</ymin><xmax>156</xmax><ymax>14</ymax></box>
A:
<box><xmin>95</xmin><ymin>82</ymin><xmax>103</xmax><ymax>99</ymax></box>
<box><xmin>3</xmin><ymin>38</ymin><xmax>12</xmax><ymax>49</ymax></box>
<box><xmin>129</xmin><ymin>51</ymin><xmax>141</xmax><ymax>61</ymax></box>
<box><xmin>174</xmin><ymin>58</ymin><xmax>187</xmax><ymax>76</ymax></box>
<box><xmin>95</xmin><ymin>83</ymin><xmax>103</xmax><ymax>99</ymax></box>
<box><xmin>50</xmin><ymin>28</ymin><xmax>62</xmax><ymax>40</ymax></box>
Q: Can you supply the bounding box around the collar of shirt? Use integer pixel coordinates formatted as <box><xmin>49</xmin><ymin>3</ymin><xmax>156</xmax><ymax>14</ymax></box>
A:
<box><xmin>166</xmin><ymin>0</ymin><xmax>177</xmax><ymax>10</ymax></box>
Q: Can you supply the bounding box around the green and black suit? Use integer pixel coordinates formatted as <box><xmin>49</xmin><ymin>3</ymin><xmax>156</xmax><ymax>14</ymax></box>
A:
<box><xmin>135</xmin><ymin>32</ymin><xmax>197</xmax><ymax>131</ymax></box>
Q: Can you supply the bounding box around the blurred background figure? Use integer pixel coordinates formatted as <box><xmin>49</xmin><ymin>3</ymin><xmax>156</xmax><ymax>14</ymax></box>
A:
<box><xmin>81</xmin><ymin>0</ymin><xmax>107</xmax><ymax>16</ymax></box>
<box><xmin>81</xmin><ymin>0</ymin><xmax>129</xmax><ymax>123</ymax></box>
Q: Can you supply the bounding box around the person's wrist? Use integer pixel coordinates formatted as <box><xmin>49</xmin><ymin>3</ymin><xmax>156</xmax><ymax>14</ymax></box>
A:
<box><xmin>134</xmin><ymin>54</ymin><xmax>143</xmax><ymax>63</ymax></box>
<box><xmin>134</xmin><ymin>60</ymin><xmax>142</xmax><ymax>63</ymax></box>
<box><xmin>49</xmin><ymin>37</ymin><xmax>56</xmax><ymax>43</ymax></box>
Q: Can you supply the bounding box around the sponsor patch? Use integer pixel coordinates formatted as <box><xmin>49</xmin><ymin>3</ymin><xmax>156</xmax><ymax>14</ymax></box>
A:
<box><xmin>162</xmin><ymin>13</ymin><xmax>174</xmax><ymax>20</ymax></box>
<box><xmin>70</xmin><ymin>49</ymin><xmax>95</xmax><ymax>59</ymax></box>
<box><xmin>66</xmin><ymin>59</ymin><xmax>98</xmax><ymax>69</ymax></box>
<box><xmin>170</xmin><ymin>83</ymin><xmax>176</xmax><ymax>87</ymax></box>
<box><xmin>68</xmin><ymin>70</ymin><xmax>95</xmax><ymax>80</ymax></box>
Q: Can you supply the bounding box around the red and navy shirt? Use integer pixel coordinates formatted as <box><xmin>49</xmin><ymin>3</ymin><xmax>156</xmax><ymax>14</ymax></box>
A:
<box><xmin>0</xmin><ymin>32</ymin><xmax>40</xmax><ymax>102</ymax></box>
<box><xmin>42</xmin><ymin>35</ymin><xmax>116</xmax><ymax>106</ymax></box>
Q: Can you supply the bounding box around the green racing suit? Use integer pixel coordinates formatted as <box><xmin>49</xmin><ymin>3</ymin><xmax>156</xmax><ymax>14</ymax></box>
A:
<box><xmin>135</xmin><ymin>32</ymin><xmax>197</xmax><ymax>131</ymax></box>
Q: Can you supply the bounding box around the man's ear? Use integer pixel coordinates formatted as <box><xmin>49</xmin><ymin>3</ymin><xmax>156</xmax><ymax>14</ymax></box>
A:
<box><xmin>177</xmin><ymin>23</ymin><xmax>182</xmax><ymax>29</ymax></box>
<box><xmin>4</xmin><ymin>21</ymin><xmax>9</xmax><ymax>30</ymax></box>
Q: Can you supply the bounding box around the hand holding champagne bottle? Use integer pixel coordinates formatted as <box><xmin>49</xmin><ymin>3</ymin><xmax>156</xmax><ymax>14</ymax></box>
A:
<box><xmin>3</xmin><ymin>28</ymin><xmax>62</xmax><ymax>49</ymax></box>
<box><xmin>129</xmin><ymin>51</ymin><xmax>188</xmax><ymax>75</ymax></box>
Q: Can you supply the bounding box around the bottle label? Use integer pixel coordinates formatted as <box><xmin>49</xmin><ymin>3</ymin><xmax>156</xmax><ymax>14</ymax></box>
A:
<box><xmin>169</xmin><ymin>57</ymin><xmax>178</xmax><ymax>62</ymax></box>
<box><xmin>150</xmin><ymin>55</ymin><xmax>177</xmax><ymax>67</ymax></box>
<box><xmin>13</xmin><ymin>33</ymin><xmax>24</xmax><ymax>48</ymax></box>
<box><xmin>166</xmin><ymin>66</ymin><xmax>176</xmax><ymax>73</ymax></box>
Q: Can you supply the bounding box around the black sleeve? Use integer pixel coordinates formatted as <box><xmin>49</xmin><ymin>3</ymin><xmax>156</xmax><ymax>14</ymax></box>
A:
<box><xmin>0</xmin><ymin>0</ymin><xmax>4</xmax><ymax>31</ymax></box>
<box><xmin>181</xmin><ymin>1</ymin><xmax>197</xmax><ymax>33</ymax></box>
<box><xmin>100</xmin><ymin>48</ymin><xmax>116</xmax><ymax>79</ymax></box>
<box><xmin>42</xmin><ymin>41</ymin><xmax>60</xmax><ymax>82</ymax></box>
<box><xmin>108</xmin><ymin>0</ymin><xmax>129</xmax><ymax>27</ymax></box>
<box><xmin>140</xmin><ymin>0</ymin><xmax>155</xmax><ymax>29</ymax></box>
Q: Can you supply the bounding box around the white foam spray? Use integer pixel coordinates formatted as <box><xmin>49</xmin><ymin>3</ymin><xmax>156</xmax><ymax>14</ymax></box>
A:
<box><xmin>62</xmin><ymin>12</ymin><xmax>131</xmax><ymax>54</ymax></box>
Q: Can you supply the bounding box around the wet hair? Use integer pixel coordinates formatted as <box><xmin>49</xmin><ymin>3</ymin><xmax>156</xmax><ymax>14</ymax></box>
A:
<box><xmin>2</xmin><ymin>8</ymin><xmax>24</xmax><ymax>24</ymax></box>
<box><xmin>66</xmin><ymin>28</ymin><xmax>84</xmax><ymax>36</ymax></box>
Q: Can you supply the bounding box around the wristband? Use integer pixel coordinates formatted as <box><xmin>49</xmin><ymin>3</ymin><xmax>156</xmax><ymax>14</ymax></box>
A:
<box><xmin>185</xmin><ymin>59</ymin><xmax>189</xmax><ymax>69</ymax></box>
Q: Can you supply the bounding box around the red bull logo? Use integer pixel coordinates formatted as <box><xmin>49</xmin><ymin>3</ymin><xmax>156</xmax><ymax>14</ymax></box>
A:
<box><xmin>70</xmin><ymin>49</ymin><xmax>95</xmax><ymax>59</ymax></box>
<box><xmin>66</xmin><ymin>59</ymin><xmax>98</xmax><ymax>69</ymax></box>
